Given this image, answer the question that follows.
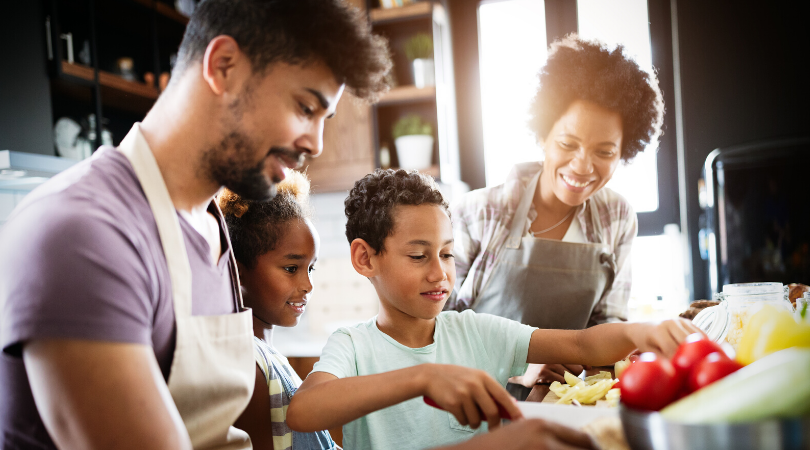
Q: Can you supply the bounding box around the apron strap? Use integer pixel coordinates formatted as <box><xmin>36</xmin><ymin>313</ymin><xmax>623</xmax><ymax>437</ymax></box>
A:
<box><xmin>118</xmin><ymin>125</ymin><xmax>193</xmax><ymax>319</ymax></box>
<box><xmin>506</xmin><ymin>170</ymin><xmax>543</xmax><ymax>249</ymax></box>
<box><xmin>211</xmin><ymin>201</ymin><xmax>248</xmax><ymax>312</ymax></box>
<box><xmin>586</xmin><ymin>195</ymin><xmax>606</xmax><ymax>244</ymax></box>
<box><xmin>599</xmin><ymin>251</ymin><xmax>617</xmax><ymax>298</ymax></box>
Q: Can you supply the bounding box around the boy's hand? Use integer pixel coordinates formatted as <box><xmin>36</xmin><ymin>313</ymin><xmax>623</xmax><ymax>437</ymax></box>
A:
<box><xmin>631</xmin><ymin>319</ymin><xmax>704</xmax><ymax>358</ymax></box>
<box><xmin>433</xmin><ymin>418</ymin><xmax>597</xmax><ymax>450</ymax></box>
<box><xmin>421</xmin><ymin>364</ymin><xmax>523</xmax><ymax>430</ymax></box>
<box><xmin>511</xmin><ymin>363</ymin><xmax>589</xmax><ymax>387</ymax></box>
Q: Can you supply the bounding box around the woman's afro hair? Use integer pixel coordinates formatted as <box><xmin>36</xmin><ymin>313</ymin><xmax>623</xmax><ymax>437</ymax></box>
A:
<box><xmin>528</xmin><ymin>34</ymin><xmax>664</xmax><ymax>162</ymax></box>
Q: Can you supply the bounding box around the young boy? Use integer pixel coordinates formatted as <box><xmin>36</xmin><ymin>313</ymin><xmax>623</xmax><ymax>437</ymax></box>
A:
<box><xmin>287</xmin><ymin>169</ymin><xmax>700</xmax><ymax>450</ymax></box>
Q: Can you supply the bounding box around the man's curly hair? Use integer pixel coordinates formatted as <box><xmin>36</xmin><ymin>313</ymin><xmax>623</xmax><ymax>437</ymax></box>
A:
<box><xmin>529</xmin><ymin>34</ymin><xmax>664</xmax><ymax>162</ymax></box>
<box><xmin>345</xmin><ymin>169</ymin><xmax>449</xmax><ymax>254</ymax></box>
<box><xmin>176</xmin><ymin>0</ymin><xmax>392</xmax><ymax>101</ymax></box>
<box><xmin>218</xmin><ymin>170</ymin><xmax>312</xmax><ymax>269</ymax></box>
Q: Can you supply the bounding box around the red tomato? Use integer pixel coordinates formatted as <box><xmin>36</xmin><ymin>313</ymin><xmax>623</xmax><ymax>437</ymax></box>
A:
<box><xmin>619</xmin><ymin>352</ymin><xmax>680</xmax><ymax>411</ymax></box>
<box><xmin>688</xmin><ymin>352</ymin><xmax>744</xmax><ymax>392</ymax></box>
<box><xmin>671</xmin><ymin>333</ymin><xmax>724</xmax><ymax>379</ymax></box>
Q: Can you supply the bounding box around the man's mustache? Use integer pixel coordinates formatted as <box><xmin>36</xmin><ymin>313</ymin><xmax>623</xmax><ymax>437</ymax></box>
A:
<box><xmin>268</xmin><ymin>147</ymin><xmax>306</xmax><ymax>169</ymax></box>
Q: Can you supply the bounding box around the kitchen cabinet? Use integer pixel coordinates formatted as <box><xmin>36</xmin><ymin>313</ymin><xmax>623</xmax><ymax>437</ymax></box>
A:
<box><xmin>1</xmin><ymin>1</ymin><xmax>58</xmax><ymax>156</ymax></box>
<box><xmin>303</xmin><ymin>93</ymin><xmax>377</xmax><ymax>193</ymax></box>
<box><xmin>44</xmin><ymin>0</ymin><xmax>187</xmax><ymax>149</ymax></box>
<box><xmin>303</xmin><ymin>0</ymin><xmax>462</xmax><ymax>193</ymax></box>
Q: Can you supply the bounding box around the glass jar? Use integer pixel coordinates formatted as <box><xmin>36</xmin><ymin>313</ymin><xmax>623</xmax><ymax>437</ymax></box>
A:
<box><xmin>715</xmin><ymin>282</ymin><xmax>792</xmax><ymax>350</ymax></box>
<box><xmin>798</xmin><ymin>292</ymin><xmax>810</xmax><ymax>322</ymax></box>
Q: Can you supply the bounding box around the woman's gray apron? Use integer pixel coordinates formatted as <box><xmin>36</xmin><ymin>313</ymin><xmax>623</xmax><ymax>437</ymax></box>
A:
<box><xmin>472</xmin><ymin>170</ymin><xmax>616</xmax><ymax>398</ymax></box>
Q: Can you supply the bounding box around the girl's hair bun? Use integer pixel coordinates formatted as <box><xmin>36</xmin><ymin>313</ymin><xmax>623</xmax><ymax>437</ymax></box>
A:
<box><xmin>276</xmin><ymin>169</ymin><xmax>311</xmax><ymax>206</ymax></box>
<box><xmin>218</xmin><ymin>187</ymin><xmax>251</xmax><ymax>218</ymax></box>
<box><xmin>217</xmin><ymin>170</ymin><xmax>313</xmax><ymax>269</ymax></box>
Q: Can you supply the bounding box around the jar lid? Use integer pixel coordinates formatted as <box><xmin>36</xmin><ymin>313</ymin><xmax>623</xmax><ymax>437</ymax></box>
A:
<box><xmin>692</xmin><ymin>303</ymin><xmax>729</xmax><ymax>343</ymax></box>
<box><xmin>722</xmin><ymin>282</ymin><xmax>783</xmax><ymax>295</ymax></box>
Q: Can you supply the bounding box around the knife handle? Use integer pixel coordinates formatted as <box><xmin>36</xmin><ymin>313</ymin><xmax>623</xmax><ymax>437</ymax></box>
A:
<box><xmin>423</xmin><ymin>396</ymin><xmax>513</xmax><ymax>421</ymax></box>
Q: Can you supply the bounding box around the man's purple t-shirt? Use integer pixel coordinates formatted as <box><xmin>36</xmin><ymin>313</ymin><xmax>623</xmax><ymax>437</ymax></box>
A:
<box><xmin>0</xmin><ymin>147</ymin><xmax>237</xmax><ymax>448</ymax></box>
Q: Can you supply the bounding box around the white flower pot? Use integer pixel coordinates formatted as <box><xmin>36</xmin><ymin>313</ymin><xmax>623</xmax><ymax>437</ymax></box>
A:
<box><xmin>395</xmin><ymin>135</ymin><xmax>434</xmax><ymax>170</ymax></box>
<box><xmin>412</xmin><ymin>58</ymin><xmax>435</xmax><ymax>88</ymax></box>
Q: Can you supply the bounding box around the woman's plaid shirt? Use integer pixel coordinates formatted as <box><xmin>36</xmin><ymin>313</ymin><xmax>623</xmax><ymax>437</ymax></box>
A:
<box><xmin>446</xmin><ymin>162</ymin><xmax>637</xmax><ymax>325</ymax></box>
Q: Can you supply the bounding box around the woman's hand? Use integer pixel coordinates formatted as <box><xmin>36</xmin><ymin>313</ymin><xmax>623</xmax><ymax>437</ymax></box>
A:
<box><xmin>511</xmin><ymin>363</ymin><xmax>589</xmax><ymax>388</ymax></box>
<box><xmin>422</xmin><ymin>364</ymin><xmax>523</xmax><ymax>430</ymax></box>
<box><xmin>630</xmin><ymin>319</ymin><xmax>704</xmax><ymax>359</ymax></box>
<box><xmin>433</xmin><ymin>418</ymin><xmax>597</xmax><ymax>450</ymax></box>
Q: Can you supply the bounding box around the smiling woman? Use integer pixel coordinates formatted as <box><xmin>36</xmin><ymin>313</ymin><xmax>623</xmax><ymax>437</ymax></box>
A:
<box><xmin>448</xmin><ymin>34</ymin><xmax>664</xmax><ymax>400</ymax></box>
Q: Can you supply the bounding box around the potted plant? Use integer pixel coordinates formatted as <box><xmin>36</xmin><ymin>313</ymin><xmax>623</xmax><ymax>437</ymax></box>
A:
<box><xmin>392</xmin><ymin>115</ymin><xmax>434</xmax><ymax>170</ymax></box>
<box><xmin>404</xmin><ymin>33</ymin><xmax>434</xmax><ymax>88</ymax></box>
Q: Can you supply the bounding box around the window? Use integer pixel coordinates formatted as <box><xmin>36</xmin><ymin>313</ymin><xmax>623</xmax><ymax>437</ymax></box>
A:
<box><xmin>578</xmin><ymin>0</ymin><xmax>659</xmax><ymax>213</ymax></box>
<box><xmin>478</xmin><ymin>0</ymin><xmax>546</xmax><ymax>188</ymax></box>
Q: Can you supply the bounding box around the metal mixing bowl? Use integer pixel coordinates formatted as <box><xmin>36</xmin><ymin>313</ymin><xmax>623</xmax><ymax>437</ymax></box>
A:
<box><xmin>619</xmin><ymin>405</ymin><xmax>810</xmax><ymax>450</ymax></box>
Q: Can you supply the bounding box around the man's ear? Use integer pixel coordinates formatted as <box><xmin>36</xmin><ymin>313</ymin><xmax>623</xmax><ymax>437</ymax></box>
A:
<box><xmin>350</xmin><ymin>239</ymin><xmax>377</xmax><ymax>278</ymax></box>
<box><xmin>202</xmin><ymin>35</ymin><xmax>244</xmax><ymax>96</ymax></box>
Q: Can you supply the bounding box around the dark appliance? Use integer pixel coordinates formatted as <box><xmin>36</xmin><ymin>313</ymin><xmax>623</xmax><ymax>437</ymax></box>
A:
<box><xmin>700</xmin><ymin>137</ymin><xmax>810</xmax><ymax>297</ymax></box>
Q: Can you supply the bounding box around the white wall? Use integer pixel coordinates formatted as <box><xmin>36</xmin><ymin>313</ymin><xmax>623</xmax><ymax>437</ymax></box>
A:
<box><xmin>272</xmin><ymin>191</ymin><xmax>380</xmax><ymax>356</ymax></box>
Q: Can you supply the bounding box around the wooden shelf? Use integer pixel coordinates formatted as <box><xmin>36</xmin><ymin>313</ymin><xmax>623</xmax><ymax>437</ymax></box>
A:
<box><xmin>155</xmin><ymin>2</ymin><xmax>190</xmax><ymax>25</ymax></box>
<box><xmin>370</xmin><ymin>2</ymin><xmax>432</xmax><ymax>24</ymax></box>
<box><xmin>98</xmin><ymin>71</ymin><xmax>158</xmax><ymax>100</ymax></box>
<box><xmin>390</xmin><ymin>164</ymin><xmax>439</xmax><ymax>178</ymax></box>
<box><xmin>62</xmin><ymin>62</ymin><xmax>158</xmax><ymax>100</ymax></box>
<box><xmin>378</xmin><ymin>85</ymin><xmax>436</xmax><ymax>105</ymax></box>
<box><xmin>61</xmin><ymin>61</ymin><xmax>95</xmax><ymax>81</ymax></box>
<box><xmin>61</xmin><ymin>62</ymin><xmax>158</xmax><ymax>114</ymax></box>
<box><xmin>130</xmin><ymin>0</ymin><xmax>189</xmax><ymax>25</ymax></box>
<box><xmin>420</xmin><ymin>164</ymin><xmax>440</xmax><ymax>178</ymax></box>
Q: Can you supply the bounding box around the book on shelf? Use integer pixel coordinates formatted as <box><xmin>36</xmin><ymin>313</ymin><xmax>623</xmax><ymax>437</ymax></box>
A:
<box><xmin>379</xmin><ymin>0</ymin><xmax>418</xmax><ymax>9</ymax></box>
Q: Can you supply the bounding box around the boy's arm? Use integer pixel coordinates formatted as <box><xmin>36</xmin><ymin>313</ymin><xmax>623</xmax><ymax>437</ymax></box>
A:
<box><xmin>526</xmin><ymin>319</ymin><xmax>703</xmax><ymax>366</ymax></box>
<box><xmin>287</xmin><ymin>364</ymin><xmax>523</xmax><ymax>433</ymax></box>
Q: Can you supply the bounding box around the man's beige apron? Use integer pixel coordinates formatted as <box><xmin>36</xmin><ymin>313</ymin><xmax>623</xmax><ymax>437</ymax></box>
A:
<box><xmin>119</xmin><ymin>125</ymin><xmax>254</xmax><ymax>449</ymax></box>
<box><xmin>474</xmin><ymin>170</ymin><xmax>617</xmax><ymax>329</ymax></box>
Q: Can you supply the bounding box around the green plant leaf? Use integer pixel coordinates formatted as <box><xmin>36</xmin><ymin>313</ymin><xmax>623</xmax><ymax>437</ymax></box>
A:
<box><xmin>392</xmin><ymin>115</ymin><xmax>433</xmax><ymax>139</ymax></box>
<box><xmin>404</xmin><ymin>33</ymin><xmax>433</xmax><ymax>61</ymax></box>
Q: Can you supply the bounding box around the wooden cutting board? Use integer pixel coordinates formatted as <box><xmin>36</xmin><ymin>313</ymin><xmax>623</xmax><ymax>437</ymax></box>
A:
<box><xmin>541</xmin><ymin>366</ymin><xmax>617</xmax><ymax>406</ymax></box>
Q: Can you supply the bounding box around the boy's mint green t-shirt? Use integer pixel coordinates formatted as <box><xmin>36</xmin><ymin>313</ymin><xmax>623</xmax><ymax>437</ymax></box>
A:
<box><xmin>311</xmin><ymin>310</ymin><xmax>536</xmax><ymax>450</ymax></box>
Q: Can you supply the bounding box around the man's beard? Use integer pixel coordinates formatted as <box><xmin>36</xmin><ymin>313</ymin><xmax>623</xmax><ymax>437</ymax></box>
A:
<box><xmin>202</xmin><ymin>130</ymin><xmax>276</xmax><ymax>201</ymax></box>
<box><xmin>202</xmin><ymin>84</ymin><xmax>305</xmax><ymax>201</ymax></box>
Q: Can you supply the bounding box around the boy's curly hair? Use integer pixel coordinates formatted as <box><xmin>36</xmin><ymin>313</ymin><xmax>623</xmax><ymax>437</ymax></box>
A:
<box><xmin>528</xmin><ymin>34</ymin><xmax>664</xmax><ymax>162</ymax></box>
<box><xmin>218</xmin><ymin>170</ymin><xmax>312</xmax><ymax>269</ymax></box>
<box><xmin>345</xmin><ymin>169</ymin><xmax>449</xmax><ymax>254</ymax></box>
<box><xmin>176</xmin><ymin>0</ymin><xmax>392</xmax><ymax>101</ymax></box>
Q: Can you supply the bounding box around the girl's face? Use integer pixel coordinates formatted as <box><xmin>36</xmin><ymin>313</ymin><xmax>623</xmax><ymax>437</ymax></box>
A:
<box><xmin>240</xmin><ymin>218</ymin><xmax>320</xmax><ymax>327</ymax></box>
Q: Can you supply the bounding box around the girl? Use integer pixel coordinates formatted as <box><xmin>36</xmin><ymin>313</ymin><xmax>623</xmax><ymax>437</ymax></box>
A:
<box><xmin>219</xmin><ymin>171</ymin><xmax>338</xmax><ymax>450</ymax></box>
